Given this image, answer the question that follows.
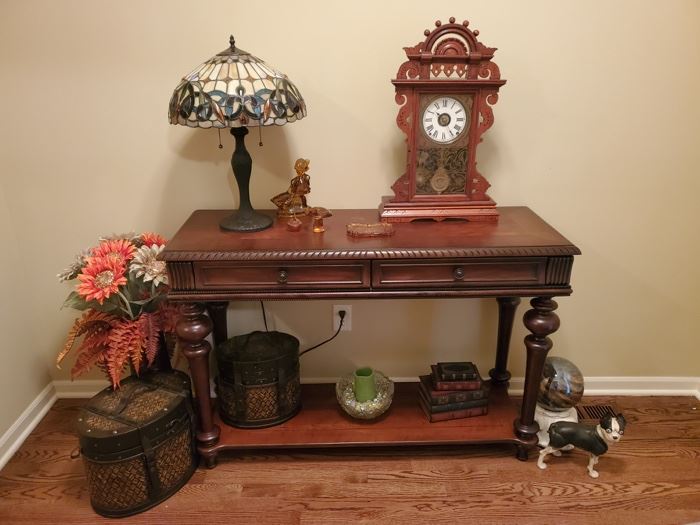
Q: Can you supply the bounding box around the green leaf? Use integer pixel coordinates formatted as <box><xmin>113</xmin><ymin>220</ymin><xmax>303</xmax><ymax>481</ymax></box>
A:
<box><xmin>100</xmin><ymin>296</ymin><xmax>123</xmax><ymax>313</ymax></box>
<box><xmin>129</xmin><ymin>298</ymin><xmax>153</xmax><ymax>306</ymax></box>
<box><xmin>138</xmin><ymin>295</ymin><xmax>167</xmax><ymax>314</ymax></box>
<box><xmin>62</xmin><ymin>291</ymin><xmax>89</xmax><ymax>311</ymax></box>
<box><xmin>61</xmin><ymin>292</ymin><xmax>122</xmax><ymax>315</ymax></box>
<box><xmin>126</xmin><ymin>274</ymin><xmax>148</xmax><ymax>298</ymax></box>
<box><xmin>130</xmin><ymin>303</ymin><xmax>143</xmax><ymax>318</ymax></box>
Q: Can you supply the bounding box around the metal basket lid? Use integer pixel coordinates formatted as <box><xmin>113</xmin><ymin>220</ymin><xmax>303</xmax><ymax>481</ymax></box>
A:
<box><xmin>217</xmin><ymin>330</ymin><xmax>299</xmax><ymax>365</ymax></box>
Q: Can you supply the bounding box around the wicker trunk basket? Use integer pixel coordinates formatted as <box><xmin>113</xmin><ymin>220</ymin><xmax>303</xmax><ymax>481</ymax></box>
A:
<box><xmin>77</xmin><ymin>369</ymin><xmax>197</xmax><ymax>518</ymax></box>
<box><xmin>216</xmin><ymin>330</ymin><xmax>301</xmax><ymax>428</ymax></box>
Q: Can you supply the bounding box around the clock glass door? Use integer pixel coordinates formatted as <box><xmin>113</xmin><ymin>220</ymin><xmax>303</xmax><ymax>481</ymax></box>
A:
<box><xmin>415</xmin><ymin>93</ymin><xmax>473</xmax><ymax>196</ymax></box>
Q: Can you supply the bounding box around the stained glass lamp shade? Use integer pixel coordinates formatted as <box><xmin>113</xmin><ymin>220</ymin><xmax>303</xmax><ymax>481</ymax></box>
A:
<box><xmin>169</xmin><ymin>36</ymin><xmax>306</xmax><ymax>232</ymax></box>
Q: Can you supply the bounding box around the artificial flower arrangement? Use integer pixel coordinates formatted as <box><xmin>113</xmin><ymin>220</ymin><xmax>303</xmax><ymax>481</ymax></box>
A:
<box><xmin>56</xmin><ymin>232</ymin><xmax>179</xmax><ymax>387</ymax></box>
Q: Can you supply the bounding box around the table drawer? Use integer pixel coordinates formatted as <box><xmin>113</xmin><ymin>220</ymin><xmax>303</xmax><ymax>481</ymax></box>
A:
<box><xmin>372</xmin><ymin>258</ymin><xmax>546</xmax><ymax>289</ymax></box>
<box><xmin>194</xmin><ymin>261</ymin><xmax>371</xmax><ymax>290</ymax></box>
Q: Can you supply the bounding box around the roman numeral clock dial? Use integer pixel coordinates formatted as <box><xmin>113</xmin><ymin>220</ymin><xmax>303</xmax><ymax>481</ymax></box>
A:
<box><xmin>422</xmin><ymin>97</ymin><xmax>466</xmax><ymax>144</ymax></box>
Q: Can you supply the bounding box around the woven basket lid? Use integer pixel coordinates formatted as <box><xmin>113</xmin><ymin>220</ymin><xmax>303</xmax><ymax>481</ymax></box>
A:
<box><xmin>77</xmin><ymin>371</ymin><xmax>191</xmax><ymax>459</ymax></box>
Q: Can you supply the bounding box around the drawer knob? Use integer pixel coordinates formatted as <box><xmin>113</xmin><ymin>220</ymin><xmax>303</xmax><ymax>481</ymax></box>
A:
<box><xmin>277</xmin><ymin>269</ymin><xmax>288</xmax><ymax>284</ymax></box>
<box><xmin>453</xmin><ymin>266</ymin><xmax>465</xmax><ymax>280</ymax></box>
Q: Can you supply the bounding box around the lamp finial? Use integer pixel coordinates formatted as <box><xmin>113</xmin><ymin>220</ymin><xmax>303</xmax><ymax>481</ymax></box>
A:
<box><xmin>229</xmin><ymin>35</ymin><xmax>236</xmax><ymax>50</ymax></box>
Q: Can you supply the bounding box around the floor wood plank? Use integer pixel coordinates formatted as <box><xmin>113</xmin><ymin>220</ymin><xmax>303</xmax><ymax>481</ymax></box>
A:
<box><xmin>0</xmin><ymin>395</ymin><xmax>698</xmax><ymax>524</ymax></box>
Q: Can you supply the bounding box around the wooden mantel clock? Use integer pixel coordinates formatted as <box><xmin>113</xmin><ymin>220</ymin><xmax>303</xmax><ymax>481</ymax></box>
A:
<box><xmin>380</xmin><ymin>17</ymin><xmax>506</xmax><ymax>223</ymax></box>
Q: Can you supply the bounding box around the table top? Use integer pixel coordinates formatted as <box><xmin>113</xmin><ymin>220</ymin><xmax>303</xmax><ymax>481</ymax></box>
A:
<box><xmin>162</xmin><ymin>207</ymin><xmax>580</xmax><ymax>262</ymax></box>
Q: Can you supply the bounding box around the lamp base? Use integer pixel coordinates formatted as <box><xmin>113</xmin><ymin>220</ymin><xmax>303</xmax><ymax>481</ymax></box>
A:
<box><xmin>219</xmin><ymin>210</ymin><xmax>273</xmax><ymax>232</ymax></box>
<box><xmin>221</xmin><ymin>126</ymin><xmax>274</xmax><ymax>233</ymax></box>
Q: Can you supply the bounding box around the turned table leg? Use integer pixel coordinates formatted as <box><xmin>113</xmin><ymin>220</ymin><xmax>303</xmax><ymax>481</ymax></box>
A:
<box><xmin>490</xmin><ymin>297</ymin><xmax>520</xmax><ymax>385</ymax></box>
<box><xmin>177</xmin><ymin>302</ymin><xmax>220</xmax><ymax>466</ymax></box>
<box><xmin>514</xmin><ymin>297</ymin><xmax>560</xmax><ymax>456</ymax></box>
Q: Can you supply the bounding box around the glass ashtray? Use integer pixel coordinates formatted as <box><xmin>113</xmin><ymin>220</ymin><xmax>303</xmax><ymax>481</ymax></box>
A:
<box><xmin>346</xmin><ymin>222</ymin><xmax>395</xmax><ymax>238</ymax></box>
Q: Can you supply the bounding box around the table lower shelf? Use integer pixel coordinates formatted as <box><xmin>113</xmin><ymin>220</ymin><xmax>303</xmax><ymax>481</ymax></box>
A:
<box><xmin>203</xmin><ymin>382</ymin><xmax>526</xmax><ymax>455</ymax></box>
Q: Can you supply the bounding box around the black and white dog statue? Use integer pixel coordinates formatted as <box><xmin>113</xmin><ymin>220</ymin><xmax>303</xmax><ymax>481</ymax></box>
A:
<box><xmin>537</xmin><ymin>413</ymin><xmax>626</xmax><ymax>478</ymax></box>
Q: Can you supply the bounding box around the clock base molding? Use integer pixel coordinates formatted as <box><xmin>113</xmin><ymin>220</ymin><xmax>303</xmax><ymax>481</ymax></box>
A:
<box><xmin>379</xmin><ymin>196</ymin><xmax>498</xmax><ymax>223</ymax></box>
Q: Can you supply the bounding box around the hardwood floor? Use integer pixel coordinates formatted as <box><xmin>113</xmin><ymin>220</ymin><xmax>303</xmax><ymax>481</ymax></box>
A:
<box><xmin>0</xmin><ymin>395</ymin><xmax>698</xmax><ymax>524</ymax></box>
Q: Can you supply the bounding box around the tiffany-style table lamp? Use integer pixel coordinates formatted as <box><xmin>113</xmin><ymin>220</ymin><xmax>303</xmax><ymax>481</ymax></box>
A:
<box><xmin>169</xmin><ymin>36</ymin><xmax>306</xmax><ymax>232</ymax></box>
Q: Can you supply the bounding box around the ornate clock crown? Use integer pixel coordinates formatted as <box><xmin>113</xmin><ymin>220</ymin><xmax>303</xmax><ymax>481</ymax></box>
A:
<box><xmin>395</xmin><ymin>17</ymin><xmax>501</xmax><ymax>83</ymax></box>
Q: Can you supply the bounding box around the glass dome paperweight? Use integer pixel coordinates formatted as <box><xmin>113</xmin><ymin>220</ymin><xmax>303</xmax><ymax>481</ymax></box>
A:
<box><xmin>535</xmin><ymin>356</ymin><xmax>584</xmax><ymax>447</ymax></box>
<box><xmin>537</xmin><ymin>356</ymin><xmax>584</xmax><ymax>412</ymax></box>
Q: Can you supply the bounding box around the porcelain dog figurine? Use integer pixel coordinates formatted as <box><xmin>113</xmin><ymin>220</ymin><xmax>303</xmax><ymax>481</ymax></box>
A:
<box><xmin>537</xmin><ymin>413</ymin><xmax>626</xmax><ymax>478</ymax></box>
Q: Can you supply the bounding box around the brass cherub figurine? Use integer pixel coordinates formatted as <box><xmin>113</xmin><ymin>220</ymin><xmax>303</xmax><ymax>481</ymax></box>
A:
<box><xmin>271</xmin><ymin>158</ymin><xmax>311</xmax><ymax>217</ymax></box>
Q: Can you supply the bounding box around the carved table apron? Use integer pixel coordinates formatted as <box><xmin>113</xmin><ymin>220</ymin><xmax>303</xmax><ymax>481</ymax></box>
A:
<box><xmin>162</xmin><ymin>207</ymin><xmax>580</xmax><ymax>467</ymax></box>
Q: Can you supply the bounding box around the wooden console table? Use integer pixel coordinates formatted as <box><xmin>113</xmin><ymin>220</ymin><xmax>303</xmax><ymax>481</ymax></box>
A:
<box><xmin>162</xmin><ymin>207</ymin><xmax>580</xmax><ymax>466</ymax></box>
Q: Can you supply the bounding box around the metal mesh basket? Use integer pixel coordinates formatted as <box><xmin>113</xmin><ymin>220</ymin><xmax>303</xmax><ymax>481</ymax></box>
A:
<box><xmin>216</xmin><ymin>331</ymin><xmax>301</xmax><ymax>428</ymax></box>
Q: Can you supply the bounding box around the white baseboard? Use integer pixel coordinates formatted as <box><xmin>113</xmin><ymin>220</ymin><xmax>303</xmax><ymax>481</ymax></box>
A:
<box><xmin>0</xmin><ymin>383</ymin><xmax>57</xmax><ymax>471</ymax></box>
<box><xmin>53</xmin><ymin>379</ymin><xmax>109</xmax><ymax>399</ymax></box>
<box><xmin>2</xmin><ymin>375</ymin><xmax>697</xmax><ymax>471</ymax></box>
<box><xmin>506</xmin><ymin>376</ymin><xmax>700</xmax><ymax>399</ymax></box>
<box><xmin>38</xmin><ymin>375</ymin><xmax>700</xmax><ymax>401</ymax></box>
<box><xmin>306</xmin><ymin>376</ymin><xmax>700</xmax><ymax>399</ymax></box>
<box><xmin>53</xmin><ymin>376</ymin><xmax>700</xmax><ymax>399</ymax></box>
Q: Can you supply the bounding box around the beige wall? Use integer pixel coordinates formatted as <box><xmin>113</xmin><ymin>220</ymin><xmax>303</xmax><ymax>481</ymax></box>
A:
<box><xmin>0</xmin><ymin>184</ymin><xmax>52</xmax><ymax>435</ymax></box>
<box><xmin>0</xmin><ymin>0</ymin><xmax>698</xmax><ymax>413</ymax></box>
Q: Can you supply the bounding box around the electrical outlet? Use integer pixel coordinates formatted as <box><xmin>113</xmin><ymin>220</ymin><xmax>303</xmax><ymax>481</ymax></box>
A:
<box><xmin>333</xmin><ymin>304</ymin><xmax>352</xmax><ymax>332</ymax></box>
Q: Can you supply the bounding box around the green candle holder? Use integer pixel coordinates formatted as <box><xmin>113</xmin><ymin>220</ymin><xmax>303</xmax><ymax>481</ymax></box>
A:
<box><xmin>353</xmin><ymin>367</ymin><xmax>377</xmax><ymax>402</ymax></box>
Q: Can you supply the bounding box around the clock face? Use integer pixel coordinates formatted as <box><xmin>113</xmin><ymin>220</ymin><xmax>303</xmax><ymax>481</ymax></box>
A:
<box><xmin>421</xmin><ymin>96</ymin><xmax>467</xmax><ymax>144</ymax></box>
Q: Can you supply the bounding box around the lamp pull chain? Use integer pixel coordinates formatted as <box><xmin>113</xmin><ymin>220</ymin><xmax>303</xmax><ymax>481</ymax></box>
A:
<box><xmin>258</xmin><ymin>125</ymin><xmax>263</xmax><ymax>147</ymax></box>
<box><xmin>217</xmin><ymin>129</ymin><xmax>223</xmax><ymax>149</ymax></box>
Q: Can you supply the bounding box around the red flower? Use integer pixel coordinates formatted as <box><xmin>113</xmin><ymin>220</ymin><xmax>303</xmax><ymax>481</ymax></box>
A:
<box><xmin>141</xmin><ymin>232</ymin><xmax>167</xmax><ymax>247</ymax></box>
<box><xmin>76</xmin><ymin>257</ymin><xmax>127</xmax><ymax>304</ymax></box>
<box><xmin>91</xmin><ymin>239</ymin><xmax>135</xmax><ymax>265</ymax></box>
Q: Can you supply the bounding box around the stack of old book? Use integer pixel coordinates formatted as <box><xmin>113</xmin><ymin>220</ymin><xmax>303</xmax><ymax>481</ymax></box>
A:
<box><xmin>418</xmin><ymin>362</ymin><xmax>489</xmax><ymax>422</ymax></box>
